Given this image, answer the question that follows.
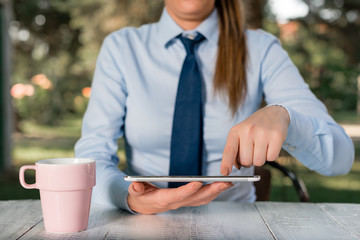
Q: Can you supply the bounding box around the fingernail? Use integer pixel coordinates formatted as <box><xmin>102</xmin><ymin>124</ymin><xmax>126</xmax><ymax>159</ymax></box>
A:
<box><xmin>220</xmin><ymin>183</ymin><xmax>232</xmax><ymax>190</ymax></box>
<box><xmin>222</xmin><ymin>168</ymin><xmax>229</xmax><ymax>176</ymax></box>
<box><xmin>132</xmin><ymin>184</ymin><xmax>138</xmax><ymax>192</ymax></box>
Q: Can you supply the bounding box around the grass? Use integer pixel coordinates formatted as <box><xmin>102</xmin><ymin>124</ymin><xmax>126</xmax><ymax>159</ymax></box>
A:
<box><xmin>1</xmin><ymin>118</ymin><xmax>83</xmax><ymax>200</ymax></box>
<box><xmin>1</xmin><ymin>117</ymin><xmax>126</xmax><ymax>200</ymax></box>
<box><xmin>2</xmin><ymin>113</ymin><xmax>360</xmax><ymax>203</ymax></box>
<box><xmin>11</xmin><ymin>118</ymin><xmax>82</xmax><ymax>166</ymax></box>
<box><xmin>267</xmin><ymin>157</ymin><xmax>360</xmax><ymax>203</ymax></box>
<box><xmin>331</xmin><ymin>111</ymin><xmax>360</xmax><ymax>124</ymax></box>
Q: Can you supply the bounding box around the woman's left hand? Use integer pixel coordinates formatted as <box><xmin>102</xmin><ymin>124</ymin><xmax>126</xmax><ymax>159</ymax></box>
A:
<box><xmin>220</xmin><ymin>105</ymin><xmax>290</xmax><ymax>175</ymax></box>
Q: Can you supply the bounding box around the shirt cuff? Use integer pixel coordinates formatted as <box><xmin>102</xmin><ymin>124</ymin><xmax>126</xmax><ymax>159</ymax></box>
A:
<box><xmin>108</xmin><ymin>174</ymin><xmax>137</xmax><ymax>214</ymax></box>
<box><xmin>267</xmin><ymin>104</ymin><xmax>314</xmax><ymax>153</ymax></box>
<box><xmin>92</xmin><ymin>160</ymin><xmax>137</xmax><ymax>214</ymax></box>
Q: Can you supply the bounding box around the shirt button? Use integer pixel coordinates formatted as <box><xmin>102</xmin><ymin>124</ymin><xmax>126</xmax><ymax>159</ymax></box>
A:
<box><xmin>283</xmin><ymin>143</ymin><xmax>290</xmax><ymax>147</ymax></box>
<box><xmin>288</xmin><ymin>146</ymin><xmax>296</xmax><ymax>151</ymax></box>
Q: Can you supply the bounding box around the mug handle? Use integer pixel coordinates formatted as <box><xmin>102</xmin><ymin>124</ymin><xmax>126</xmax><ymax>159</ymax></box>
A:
<box><xmin>19</xmin><ymin>165</ymin><xmax>37</xmax><ymax>189</ymax></box>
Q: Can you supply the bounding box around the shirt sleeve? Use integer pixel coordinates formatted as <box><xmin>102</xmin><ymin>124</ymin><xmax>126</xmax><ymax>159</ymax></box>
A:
<box><xmin>74</xmin><ymin>34</ymin><xmax>134</xmax><ymax>212</ymax></box>
<box><xmin>260</xmin><ymin>34</ymin><xmax>354</xmax><ymax>176</ymax></box>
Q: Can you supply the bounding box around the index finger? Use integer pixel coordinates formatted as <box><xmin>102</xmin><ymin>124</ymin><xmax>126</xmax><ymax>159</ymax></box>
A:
<box><xmin>220</xmin><ymin>129</ymin><xmax>239</xmax><ymax>176</ymax></box>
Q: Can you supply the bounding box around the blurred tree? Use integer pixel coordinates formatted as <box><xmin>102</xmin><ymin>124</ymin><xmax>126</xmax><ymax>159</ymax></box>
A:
<box><xmin>264</xmin><ymin>0</ymin><xmax>360</xmax><ymax>113</ymax></box>
<box><xmin>11</xmin><ymin>0</ymin><xmax>360</xmax><ymax>128</ymax></box>
<box><xmin>53</xmin><ymin>0</ymin><xmax>163</xmax><ymax>78</ymax></box>
<box><xmin>243</xmin><ymin>0</ymin><xmax>266</xmax><ymax>29</ymax></box>
<box><xmin>298</xmin><ymin>0</ymin><xmax>360</xmax><ymax>112</ymax></box>
<box><xmin>11</xmin><ymin>0</ymin><xmax>80</xmax><ymax>125</ymax></box>
<box><xmin>11</xmin><ymin>0</ymin><xmax>163</xmax><ymax>127</ymax></box>
<box><xmin>1</xmin><ymin>0</ymin><xmax>12</xmax><ymax>172</ymax></box>
<box><xmin>303</xmin><ymin>0</ymin><xmax>360</xmax><ymax>65</ymax></box>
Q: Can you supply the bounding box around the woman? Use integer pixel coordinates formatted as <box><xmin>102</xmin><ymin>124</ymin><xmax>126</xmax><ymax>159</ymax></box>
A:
<box><xmin>75</xmin><ymin>0</ymin><xmax>354</xmax><ymax>214</ymax></box>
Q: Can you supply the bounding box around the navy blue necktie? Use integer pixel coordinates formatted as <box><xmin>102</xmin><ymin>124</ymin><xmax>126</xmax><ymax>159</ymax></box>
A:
<box><xmin>169</xmin><ymin>33</ymin><xmax>205</xmax><ymax>188</ymax></box>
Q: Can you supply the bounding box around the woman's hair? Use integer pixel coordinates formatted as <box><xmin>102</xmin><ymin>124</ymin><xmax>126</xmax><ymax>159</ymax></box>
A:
<box><xmin>214</xmin><ymin>0</ymin><xmax>247</xmax><ymax>115</ymax></box>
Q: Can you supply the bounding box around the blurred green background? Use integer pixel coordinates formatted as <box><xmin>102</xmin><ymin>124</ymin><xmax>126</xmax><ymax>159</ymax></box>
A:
<box><xmin>1</xmin><ymin>0</ymin><xmax>360</xmax><ymax>202</ymax></box>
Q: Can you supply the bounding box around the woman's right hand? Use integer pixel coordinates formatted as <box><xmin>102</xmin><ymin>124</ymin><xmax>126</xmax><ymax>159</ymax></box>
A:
<box><xmin>127</xmin><ymin>181</ymin><xmax>233</xmax><ymax>214</ymax></box>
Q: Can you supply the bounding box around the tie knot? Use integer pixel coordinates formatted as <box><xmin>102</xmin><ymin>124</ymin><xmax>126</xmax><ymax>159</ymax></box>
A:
<box><xmin>178</xmin><ymin>33</ymin><xmax>205</xmax><ymax>55</ymax></box>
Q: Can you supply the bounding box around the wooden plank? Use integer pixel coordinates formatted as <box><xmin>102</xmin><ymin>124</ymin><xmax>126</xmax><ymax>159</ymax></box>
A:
<box><xmin>0</xmin><ymin>200</ymin><xmax>42</xmax><ymax>239</ymax></box>
<box><xmin>105</xmin><ymin>202</ymin><xmax>274</xmax><ymax>240</ymax></box>
<box><xmin>318</xmin><ymin>203</ymin><xmax>360</xmax><ymax>238</ymax></box>
<box><xmin>19</xmin><ymin>204</ymin><xmax>116</xmax><ymax>239</ymax></box>
<box><xmin>256</xmin><ymin>202</ymin><xmax>359</xmax><ymax>240</ymax></box>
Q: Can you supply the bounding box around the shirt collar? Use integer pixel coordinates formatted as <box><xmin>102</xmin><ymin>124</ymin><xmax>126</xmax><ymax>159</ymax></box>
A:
<box><xmin>157</xmin><ymin>7</ymin><xmax>219</xmax><ymax>48</ymax></box>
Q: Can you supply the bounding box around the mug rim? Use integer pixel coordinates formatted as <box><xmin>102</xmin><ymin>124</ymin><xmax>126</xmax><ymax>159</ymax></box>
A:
<box><xmin>36</xmin><ymin>158</ymin><xmax>95</xmax><ymax>165</ymax></box>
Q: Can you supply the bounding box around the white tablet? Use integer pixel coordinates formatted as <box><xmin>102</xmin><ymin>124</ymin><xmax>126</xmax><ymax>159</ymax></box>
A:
<box><xmin>124</xmin><ymin>175</ymin><xmax>260</xmax><ymax>182</ymax></box>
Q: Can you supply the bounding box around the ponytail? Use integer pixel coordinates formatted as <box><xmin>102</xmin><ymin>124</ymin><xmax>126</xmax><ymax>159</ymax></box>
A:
<box><xmin>214</xmin><ymin>0</ymin><xmax>247</xmax><ymax>116</ymax></box>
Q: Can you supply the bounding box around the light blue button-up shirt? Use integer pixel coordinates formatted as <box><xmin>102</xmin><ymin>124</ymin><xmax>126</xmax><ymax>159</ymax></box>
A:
<box><xmin>75</xmin><ymin>8</ymin><xmax>354</xmax><ymax>211</ymax></box>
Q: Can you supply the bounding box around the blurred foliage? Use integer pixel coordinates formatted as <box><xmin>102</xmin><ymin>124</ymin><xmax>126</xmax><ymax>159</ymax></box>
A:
<box><xmin>268</xmin><ymin>157</ymin><xmax>360</xmax><ymax>203</ymax></box>
<box><xmin>264</xmin><ymin>0</ymin><xmax>360</xmax><ymax>113</ymax></box>
<box><xmin>9</xmin><ymin>0</ymin><xmax>360</xmax><ymax>127</ymax></box>
<box><xmin>11</xmin><ymin>0</ymin><xmax>163</xmax><ymax>126</ymax></box>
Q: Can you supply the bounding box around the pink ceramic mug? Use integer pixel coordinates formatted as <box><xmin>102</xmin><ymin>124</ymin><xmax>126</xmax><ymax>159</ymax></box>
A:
<box><xmin>19</xmin><ymin>158</ymin><xmax>96</xmax><ymax>233</ymax></box>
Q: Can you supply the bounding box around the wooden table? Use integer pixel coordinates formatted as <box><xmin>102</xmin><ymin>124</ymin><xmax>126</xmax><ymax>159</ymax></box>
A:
<box><xmin>1</xmin><ymin>200</ymin><xmax>360</xmax><ymax>239</ymax></box>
